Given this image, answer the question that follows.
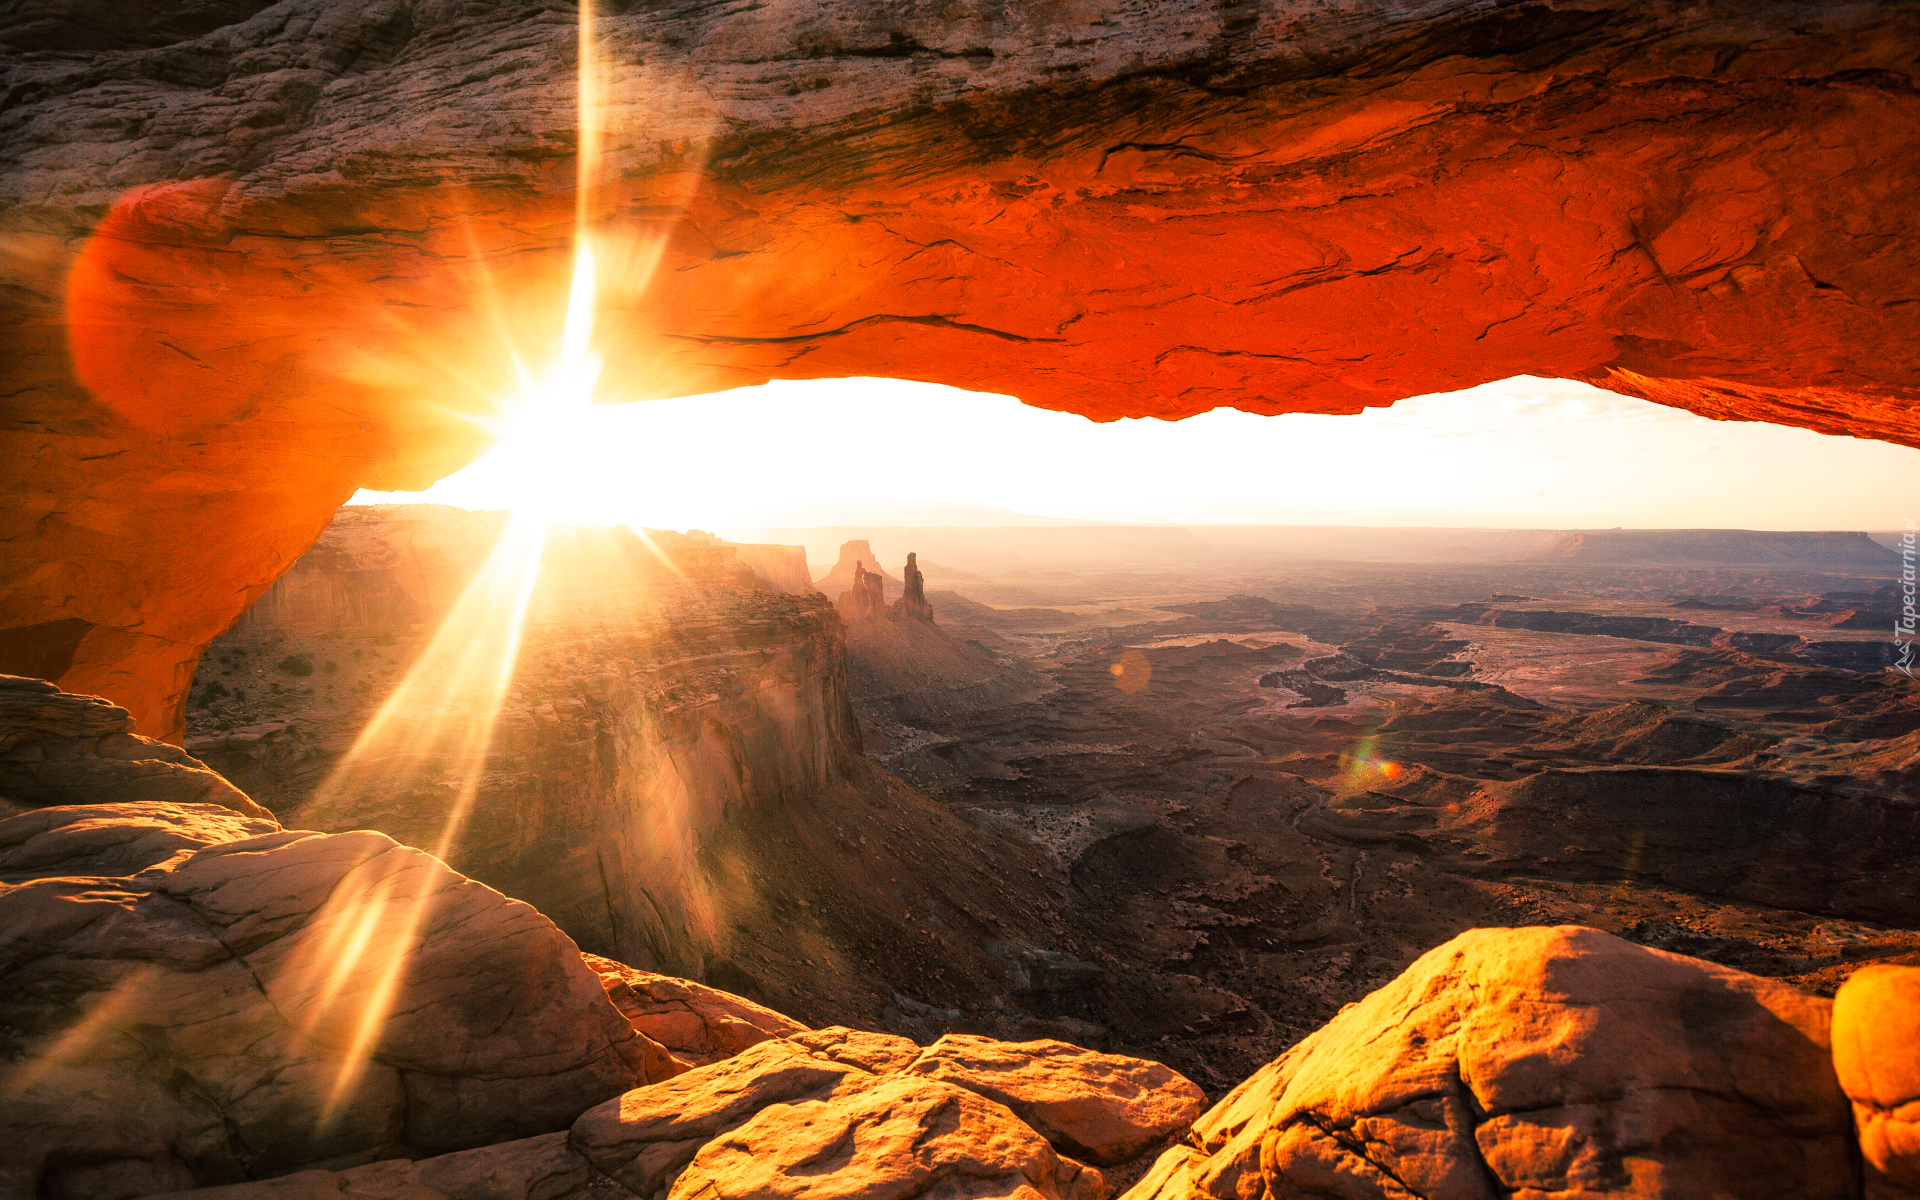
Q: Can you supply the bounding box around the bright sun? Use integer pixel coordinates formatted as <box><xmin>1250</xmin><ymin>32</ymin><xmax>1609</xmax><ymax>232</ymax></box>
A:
<box><xmin>483</xmin><ymin>245</ymin><xmax>605</xmax><ymax>523</ymax></box>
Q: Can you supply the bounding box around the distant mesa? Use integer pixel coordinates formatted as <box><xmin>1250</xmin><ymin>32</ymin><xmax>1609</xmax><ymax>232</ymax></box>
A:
<box><xmin>1539</xmin><ymin>529</ymin><xmax>1898</xmax><ymax>567</ymax></box>
<box><xmin>686</xmin><ymin>531</ymin><xmax>811</xmax><ymax>594</ymax></box>
<box><xmin>815</xmin><ymin>540</ymin><xmax>902</xmax><ymax>602</ymax></box>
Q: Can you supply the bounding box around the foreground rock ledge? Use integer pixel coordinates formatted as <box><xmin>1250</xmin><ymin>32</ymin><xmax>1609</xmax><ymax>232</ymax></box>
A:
<box><xmin>0</xmin><ymin>801</ymin><xmax>1206</xmax><ymax>1200</ymax></box>
<box><xmin>4</xmin><ymin>1</ymin><xmax>1919</xmax><ymax>735</ymax></box>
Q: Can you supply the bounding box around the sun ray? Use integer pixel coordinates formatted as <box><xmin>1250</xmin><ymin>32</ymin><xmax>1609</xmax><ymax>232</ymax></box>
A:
<box><xmin>268</xmin><ymin>0</ymin><xmax>624</xmax><ymax>1127</ymax></box>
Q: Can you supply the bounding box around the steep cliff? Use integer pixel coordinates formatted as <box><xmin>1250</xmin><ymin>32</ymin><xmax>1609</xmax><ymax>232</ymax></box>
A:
<box><xmin>176</xmin><ymin>508</ymin><xmax>1109</xmax><ymax>1040</ymax></box>
<box><xmin>190</xmin><ymin>507</ymin><xmax>864</xmax><ymax>977</ymax></box>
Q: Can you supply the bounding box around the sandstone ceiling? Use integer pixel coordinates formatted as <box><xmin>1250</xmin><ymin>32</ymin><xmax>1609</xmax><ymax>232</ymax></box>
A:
<box><xmin>2</xmin><ymin>0</ymin><xmax>1917</xmax><ymax>739</ymax></box>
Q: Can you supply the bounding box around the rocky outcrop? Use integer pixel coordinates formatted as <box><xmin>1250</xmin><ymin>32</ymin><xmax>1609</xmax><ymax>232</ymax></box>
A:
<box><xmin>6</xmin><ymin>799</ymin><xmax>1215</xmax><ymax>1200</ymax></box>
<box><xmin>893</xmin><ymin>552</ymin><xmax>936</xmax><ymax>623</ymax></box>
<box><xmin>225</xmin><ymin>507</ymin><xmax>508</xmax><ymax>638</ymax></box>
<box><xmin>1835</xmin><ymin>965</ymin><xmax>1920</xmax><ymax>1199</ymax></box>
<box><xmin>1304</xmin><ymin>758</ymin><xmax>1920</xmax><ymax>927</ymax></box>
<box><xmin>7</xmin><ymin>4</ymin><xmax>1919</xmax><ymax>737</ymax></box>
<box><xmin>177</xmin><ymin>508</ymin><xmax>866</xmax><ymax>981</ymax></box>
<box><xmin>583</xmin><ymin>952</ymin><xmax>809</xmax><ymax>1069</ymax></box>
<box><xmin>907</xmin><ymin>1035</ymin><xmax>1206</xmax><ymax>1166</ymax></box>
<box><xmin>840</xmin><ymin>561</ymin><xmax>891</xmax><ymax>622</ymax></box>
<box><xmin>0</xmin><ymin>674</ymin><xmax>270</xmax><ymax>820</ymax></box>
<box><xmin>143</xmin><ymin>1024</ymin><xmax>1194</xmax><ymax>1200</ymax></box>
<box><xmin>0</xmin><ymin>801</ymin><xmax>662</xmax><ymax>1200</ymax></box>
<box><xmin>0</xmin><ymin>800</ymin><xmax>280</xmax><ymax>882</ymax></box>
<box><xmin>665</xmin><ymin>1072</ymin><xmax>1107</xmax><ymax>1200</ymax></box>
<box><xmin>1131</xmin><ymin>926</ymin><xmax>1853</xmax><ymax>1200</ymax></box>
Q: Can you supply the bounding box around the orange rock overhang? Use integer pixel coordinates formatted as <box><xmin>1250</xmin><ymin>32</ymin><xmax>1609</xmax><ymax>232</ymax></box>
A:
<box><xmin>2</xmin><ymin>0</ymin><xmax>1917</xmax><ymax>739</ymax></box>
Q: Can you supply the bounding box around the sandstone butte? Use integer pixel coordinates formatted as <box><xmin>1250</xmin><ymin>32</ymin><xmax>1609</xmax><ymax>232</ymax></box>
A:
<box><xmin>1</xmin><ymin>0</ymin><xmax>1917</xmax><ymax>740</ymax></box>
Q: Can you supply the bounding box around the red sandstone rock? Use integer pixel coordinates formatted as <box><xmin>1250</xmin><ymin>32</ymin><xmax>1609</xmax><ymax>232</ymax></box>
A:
<box><xmin>719</xmin><ymin>540</ymin><xmax>815</xmax><ymax>595</ymax></box>
<box><xmin>669</xmin><ymin>1073</ymin><xmax>1108</xmax><ymax>1200</ymax></box>
<box><xmin>840</xmin><ymin>560</ymin><xmax>890</xmax><ymax>622</ymax></box>
<box><xmin>1131</xmin><ymin>926</ymin><xmax>1852</xmax><ymax>1200</ymax></box>
<box><xmin>570</xmin><ymin>1038</ymin><xmax>879</xmax><ymax>1197</ymax></box>
<box><xmin>0</xmin><ymin>802</ymin><xmax>659</xmax><ymax>1200</ymax></box>
<box><xmin>787</xmin><ymin>1025</ymin><xmax>926</xmax><ymax>1075</ymax></box>
<box><xmin>908</xmin><ymin>1035</ymin><xmax>1206</xmax><ymax>1166</ymax></box>
<box><xmin>583</xmin><ymin>951</ymin><xmax>809</xmax><ymax>1068</ymax></box>
<box><xmin>4</xmin><ymin>3</ymin><xmax>1918</xmax><ymax>737</ymax></box>
<box><xmin>1834</xmin><ymin>965</ymin><xmax>1920</xmax><ymax>1199</ymax></box>
<box><xmin>140</xmin><ymin>1029</ymin><xmax>1109</xmax><ymax>1200</ymax></box>
<box><xmin>0</xmin><ymin>674</ymin><xmax>271</xmax><ymax>818</ymax></box>
<box><xmin>892</xmin><ymin>552</ymin><xmax>936</xmax><ymax>623</ymax></box>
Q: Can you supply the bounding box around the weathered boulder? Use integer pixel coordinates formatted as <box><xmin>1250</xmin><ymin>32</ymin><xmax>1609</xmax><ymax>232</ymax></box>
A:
<box><xmin>670</xmin><ymin>1072</ymin><xmax>1107</xmax><ymax>1200</ymax></box>
<box><xmin>1834</xmin><ymin>964</ymin><xmax>1920</xmax><ymax>1199</ymax></box>
<box><xmin>1129</xmin><ymin>926</ymin><xmax>1852</xmax><ymax>1200</ymax></box>
<box><xmin>908</xmin><ymin>1035</ymin><xmax>1206</xmax><ymax>1166</ymax></box>
<box><xmin>0</xmin><ymin>802</ymin><xmax>661</xmax><ymax>1200</ymax></box>
<box><xmin>570</xmin><ymin>1038</ymin><xmax>878</xmax><ymax>1197</ymax></box>
<box><xmin>0</xmin><ymin>675</ymin><xmax>270</xmax><ymax>818</ymax></box>
<box><xmin>584</xmin><ymin>951</ymin><xmax>809</xmax><ymax>1068</ymax></box>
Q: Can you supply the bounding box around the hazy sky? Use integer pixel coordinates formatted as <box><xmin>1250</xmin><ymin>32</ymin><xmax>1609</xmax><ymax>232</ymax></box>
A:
<box><xmin>351</xmin><ymin>375</ymin><xmax>1920</xmax><ymax>536</ymax></box>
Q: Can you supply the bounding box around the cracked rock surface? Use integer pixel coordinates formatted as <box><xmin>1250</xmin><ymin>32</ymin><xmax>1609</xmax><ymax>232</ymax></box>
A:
<box><xmin>1129</xmin><ymin>925</ymin><xmax>1854</xmax><ymax>1200</ymax></box>
<box><xmin>4</xmin><ymin>1</ymin><xmax>1918</xmax><ymax>736</ymax></box>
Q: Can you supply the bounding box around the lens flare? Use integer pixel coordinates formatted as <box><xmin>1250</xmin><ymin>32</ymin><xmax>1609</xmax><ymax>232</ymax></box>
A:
<box><xmin>234</xmin><ymin>0</ymin><xmax>626</xmax><ymax>1130</ymax></box>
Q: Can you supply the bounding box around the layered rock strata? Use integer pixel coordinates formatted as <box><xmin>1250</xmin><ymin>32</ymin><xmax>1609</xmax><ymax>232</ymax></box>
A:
<box><xmin>210</xmin><ymin>515</ymin><xmax>867</xmax><ymax>980</ymax></box>
<box><xmin>0</xmin><ymin>673</ymin><xmax>269</xmax><ymax>820</ymax></box>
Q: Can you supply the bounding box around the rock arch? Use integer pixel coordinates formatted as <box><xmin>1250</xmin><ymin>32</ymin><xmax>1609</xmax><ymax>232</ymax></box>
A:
<box><xmin>2</xmin><ymin>0</ymin><xmax>1916</xmax><ymax>737</ymax></box>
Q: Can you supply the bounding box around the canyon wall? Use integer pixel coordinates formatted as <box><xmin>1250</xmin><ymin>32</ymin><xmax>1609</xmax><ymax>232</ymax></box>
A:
<box><xmin>2</xmin><ymin>1</ymin><xmax>1919</xmax><ymax>736</ymax></box>
<box><xmin>193</xmin><ymin>509</ymin><xmax>863</xmax><ymax>977</ymax></box>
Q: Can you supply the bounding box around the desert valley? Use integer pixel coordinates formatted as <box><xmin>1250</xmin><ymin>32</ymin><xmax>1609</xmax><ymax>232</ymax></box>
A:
<box><xmin>6</xmin><ymin>1</ymin><xmax>1920</xmax><ymax>1199</ymax></box>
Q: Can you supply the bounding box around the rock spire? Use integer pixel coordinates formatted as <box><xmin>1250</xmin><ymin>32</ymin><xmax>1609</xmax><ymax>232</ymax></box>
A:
<box><xmin>839</xmin><ymin>562</ymin><xmax>888</xmax><ymax>621</ymax></box>
<box><xmin>892</xmin><ymin>553</ymin><xmax>935</xmax><ymax>624</ymax></box>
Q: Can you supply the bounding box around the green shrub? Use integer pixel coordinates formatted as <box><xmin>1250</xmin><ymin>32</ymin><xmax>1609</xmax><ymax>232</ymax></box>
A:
<box><xmin>276</xmin><ymin>654</ymin><xmax>314</xmax><ymax>676</ymax></box>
